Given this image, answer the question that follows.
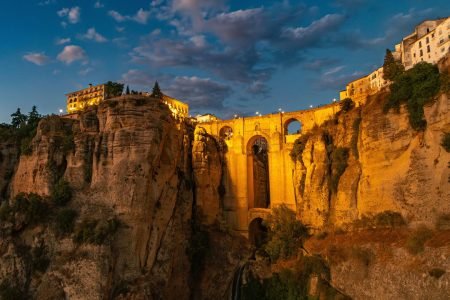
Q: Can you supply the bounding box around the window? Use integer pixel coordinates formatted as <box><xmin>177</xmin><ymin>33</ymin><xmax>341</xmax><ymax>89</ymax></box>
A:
<box><xmin>420</xmin><ymin>49</ymin><xmax>423</xmax><ymax>56</ymax></box>
<box><xmin>426</xmin><ymin>37</ymin><xmax>429</xmax><ymax>43</ymax></box>
<box><xmin>427</xmin><ymin>28</ymin><xmax>430</xmax><ymax>33</ymax></box>
<box><xmin>419</xmin><ymin>41</ymin><xmax>422</xmax><ymax>47</ymax></box>
<box><xmin>432</xmin><ymin>33</ymin><xmax>435</xmax><ymax>38</ymax></box>
<box><xmin>442</xmin><ymin>47</ymin><xmax>445</xmax><ymax>52</ymax></box>
<box><xmin>413</xmin><ymin>53</ymin><xmax>416</xmax><ymax>57</ymax></box>
<box><xmin>440</xmin><ymin>39</ymin><xmax>444</xmax><ymax>44</ymax></box>
<box><xmin>427</xmin><ymin>45</ymin><xmax>431</xmax><ymax>52</ymax></box>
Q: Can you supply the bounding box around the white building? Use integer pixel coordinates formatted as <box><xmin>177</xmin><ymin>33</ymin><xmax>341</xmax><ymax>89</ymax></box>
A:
<box><xmin>395</xmin><ymin>17</ymin><xmax>450</xmax><ymax>69</ymax></box>
<box><xmin>196</xmin><ymin>113</ymin><xmax>221</xmax><ymax>123</ymax></box>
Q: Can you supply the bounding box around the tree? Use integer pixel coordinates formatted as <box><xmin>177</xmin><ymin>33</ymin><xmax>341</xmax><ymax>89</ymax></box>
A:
<box><xmin>125</xmin><ymin>85</ymin><xmax>130</xmax><ymax>95</ymax></box>
<box><xmin>105</xmin><ymin>81</ymin><xmax>124</xmax><ymax>99</ymax></box>
<box><xmin>151</xmin><ymin>81</ymin><xmax>163</xmax><ymax>99</ymax></box>
<box><xmin>383</xmin><ymin>49</ymin><xmax>404</xmax><ymax>81</ymax></box>
<box><xmin>10</xmin><ymin>108</ymin><xmax>27</xmax><ymax>128</ymax></box>
<box><xmin>27</xmin><ymin>106</ymin><xmax>41</xmax><ymax>128</ymax></box>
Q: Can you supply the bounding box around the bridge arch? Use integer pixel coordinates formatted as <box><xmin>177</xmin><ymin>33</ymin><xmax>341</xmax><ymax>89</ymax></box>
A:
<box><xmin>284</xmin><ymin>117</ymin><xmax>303</xmax><ymax>135</ymax></box>
<box><xmin>247</xmin><ymin>135</ymin><xmax>270</xmax><ymax>210</ymax></box>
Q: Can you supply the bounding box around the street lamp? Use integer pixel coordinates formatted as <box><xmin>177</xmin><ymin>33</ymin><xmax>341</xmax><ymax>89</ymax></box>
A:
<box><xmin>59</xmin><ymin>109</ymin><xmax>63</xmax><ymax>114</ymax></box>
<box><xmin>309</xmin><ymin>105</ymin><xmax>313</xmax><ymax>108</ymax></box>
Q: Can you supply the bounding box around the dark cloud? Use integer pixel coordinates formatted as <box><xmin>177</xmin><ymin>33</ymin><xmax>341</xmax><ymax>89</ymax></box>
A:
<box><xmin>316</xmin><ymin>66</ymin><xmax>365</xmax><ymax>91</ymax></box>
<box><xmin>131</xmin><ymin>36</ymin><xmax>269</xmax><ymax>83</ymax></box>
<box><xmin>165</xmin><ymin>76</ymin><xmax>232</xmax><ymax>111</ymax></box>
<box><xmin>303</xmin><ymin>58</ymin><xmax>340</xmax><ymax>71</ymax></box>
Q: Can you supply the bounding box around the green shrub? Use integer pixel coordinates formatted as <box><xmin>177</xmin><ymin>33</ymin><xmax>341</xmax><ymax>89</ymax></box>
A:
<box><xmin>0</xmin><ymin>280</ymin><xmax>26</xmax><ymax>300</ymax></box>
<box><xmin>405</xmin><ymin>226</ymin><xmax>433</xmax><ymax>255</ymax></box>
<box><xmin>289</xmin><ymin>133</ymin><xmax>311</xmax><ymax>162</ymax></box>
<box><xmin>340</xmin><ymin>98</ymin><xmax>355</xmax><ymax>112</ymax></box>
<box><xmin>9</xmin><ymin>193</ymin><xmax>48</xmax><ymax>225</ymax></box>
<box><xmin>374</xmin><ymin>211</ymin><xmax>406</xmax><ymax>227</ymax></box>
<box><xmin>429</xmin><ymin>268</ymin><xmax>446</xmax><ymax>279</ymax></box>
<box><xmin>441</xmin><ymin>133</ymin><xmax>450</xmax><ymax>152</ymax></box>
<box><xmin>385</xmin><ymin>62</ymin><xmax>441</xmax><ymax>131</ymax></box>
<box><xmin>264</xmin><ymin>205</ymin><xmax>309</xmax><ymax>261</ymax></box>
<box><xmin>51</xmin><ymin>179</ymin><xmax>72</xmax><ymax>206</ymax></box>
<box><xmin>20</xmin><ymin>136</ymin><xmax>33</xmax><ymax>155</ymax></box>
<box><xmin>55</xmin><ymin>209</ymin><xmax>78</xmax><ymax>235</ymax></box>
<box><xmin>74</xmin><ymin>217</ymin><xmax>120</xmax><ymax>245</ymax></box>
<box><xmin>0</xmin><ymin>201</ymin><xmax>13</xmax><ymax>222</ymax></box>
<box><xmin>329</xmin><ymin>147</ymin><xmax>349</xmax><ymax>193</ymax></box>
<box><xmin>32</xmin><ymin>244</ymin><xmax>50</xmax><ymax>273</ymax></box>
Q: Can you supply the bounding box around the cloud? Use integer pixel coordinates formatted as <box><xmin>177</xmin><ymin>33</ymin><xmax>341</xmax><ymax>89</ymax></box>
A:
<box><xmin>108</xmin><ymin>10</ymin><xmax>126</xmax><ymax>22</ymax></box>
<box><xmin>131</xmin><ymin>36</ymin><xmax>267</xmax><ymax>83</ymax></box>
<box><xmin>303</xmin><ymin>58</ymin><xmax>340</xmax><ymax>71</ymax></box>
<box><xmin>55</xmin><ymin>37</ymin><xmax>71</xmax><ymax>45</ymax></box>
<box><xmin>108</xmin><ymin>8</ymin><xmax>151</xmax><ymax>24</ymax></box>
<box><xmin>165</xmin><ymin>76</ymin><xmax>232</xmax><ymax>111</ymax></box>
<box><xmin>121</xmin><ymin>69</ymin><xmax>153</xmax><ymax>86</ymax></box>
<box><xmin>335</xmin><ymin>8</ymin><xmax>437</xmax><ymax>49</ymax></box>
<box><xmin>23</xmin><ymin>52</ymin><xmax>50</xmax><ymax>66</ymax></box>
<box><xmin>38</xmin><ymin>0</ymin><xmax>56</xmax><ymax>6</ymax></box>
<box><xmin>317</xmin><ymin>68</ymin><xmax>365</xmax><ymax>90</ymax></box>
<box><xmin>79</xmin><ymin>67</ymin><xmax>94</xmax><ymax>76</ymax></box>
<box><xmin>57</xmin><ymin>45</ymin><xmax>87</xmax><ymax>64</ymax></box>
<box><xmin>80</xmin><ymin>28</ymin><xmax>107</xmax><ymax>43</ymax></box>
<box><xmin>94</xmin><ymin>1</ymin><xmax>104</xmax><ymax>8</ymax></box>
<box><xmin>57</xmin><ymin>7</ymin><xmax>80</xmax><ymax>24</ymax></box>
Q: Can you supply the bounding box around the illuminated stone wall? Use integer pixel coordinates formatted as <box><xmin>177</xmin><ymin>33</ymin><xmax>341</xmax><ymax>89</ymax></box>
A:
<box><xmin>198</xmin><ymin>103</ymin><xmax>340</xmax><ymax>233</ymax></box>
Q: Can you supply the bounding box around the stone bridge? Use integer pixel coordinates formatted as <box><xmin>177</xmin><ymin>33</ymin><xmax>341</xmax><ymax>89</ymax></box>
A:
<box><xmin>198</xmin><ymin>103</ymin><xmax>340</xmax><ymax>234</ymax></box>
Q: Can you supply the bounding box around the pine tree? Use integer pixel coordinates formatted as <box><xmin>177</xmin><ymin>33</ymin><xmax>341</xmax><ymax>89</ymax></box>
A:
<box><xmin>126</xmin><ymin>85</ymin><xmax>130</xmax><ymax>95</ymax></box>
<box><xmin>11</xmin><ymin>108</ymin><xmax>27</xmax><ymax>128</ymax></box>
<box><xmin>383</xmin><ymin>49</ymin><xmax>404</xmax><ymax>81</ymax></box>
<box><xmin>28</xmin><ymin>106</ymin><xmax>41</xmax><ymax>127</ymax></box>
<box><xmin>151</xmin><ymin>81</ymin><xmax>163</xmax><ymax>99</ymax></box>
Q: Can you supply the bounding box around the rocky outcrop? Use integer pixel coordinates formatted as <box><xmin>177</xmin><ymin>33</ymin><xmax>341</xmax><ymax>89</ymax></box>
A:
<box><xmin>294</xmin><ymin>91</ymin><xmax>450</xmax><ymax>229</ymax></box>
<box><xmin>192</xmin><ymin>126</ymin><xmax>222</xmax><ymax>224</ymax></box>
<box><xmin>1</xmin><ymin>96</ymin><xmax>194</xmax><ymax>299</ymax></box>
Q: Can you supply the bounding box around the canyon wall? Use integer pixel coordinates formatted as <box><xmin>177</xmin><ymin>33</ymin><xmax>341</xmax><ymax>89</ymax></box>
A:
<box><xmin>294</xmin><ymin>91</ymin><xmax>449</xmax><ymax>229</ymax></box>
<box><xmin>1</xmin><ymin>96</ymin><xmax>194</xmax><ymax>299</ymax></box>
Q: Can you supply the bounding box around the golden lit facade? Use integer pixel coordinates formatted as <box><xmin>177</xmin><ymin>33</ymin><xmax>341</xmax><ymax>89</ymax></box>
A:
<box><xmin>66</xmin><ymin>84</ymin><xmax>105</xmax><ymax>113</ymax></box>
<box><xmin>162</xmin><ymin>94</ymin><xmax>189</xmax><ymax>118</ymax></box>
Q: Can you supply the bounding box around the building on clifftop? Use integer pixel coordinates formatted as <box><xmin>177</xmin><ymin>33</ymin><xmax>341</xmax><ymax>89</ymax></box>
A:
<box><xmin>66</xmin><ymin>83</ymin><xmax>105</xmax><ymax>114</ymax></box>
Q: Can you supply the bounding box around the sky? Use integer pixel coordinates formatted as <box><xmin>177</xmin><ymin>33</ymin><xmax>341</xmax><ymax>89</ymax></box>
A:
<box><xmin>0</xmin><ymin>0</ymin><xmax>449</xmax><ymax>123</ymax></box>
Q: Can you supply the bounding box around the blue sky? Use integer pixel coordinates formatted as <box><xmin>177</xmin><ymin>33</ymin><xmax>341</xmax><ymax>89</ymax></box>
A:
<box><xmin>0</xmin><ymin>0</ymin><xmax>449</xmax><ymax>122</ymax></box>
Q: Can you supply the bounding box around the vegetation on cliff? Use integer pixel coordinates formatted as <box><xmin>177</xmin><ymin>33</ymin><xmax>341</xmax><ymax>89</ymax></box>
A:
<box><xmin>384</xmin><ymin>62</ymin><xmax>441</xmax><ymax>130</ymax></box>
<box><xmin>442</xmin><ymin>132</ymin><xmax>450</xmax><ymax>152</ymax></box>
<box><xmin>264</xmin><ymin>205</ymin><xmax>309</xmax><ymax>262</ymax></box>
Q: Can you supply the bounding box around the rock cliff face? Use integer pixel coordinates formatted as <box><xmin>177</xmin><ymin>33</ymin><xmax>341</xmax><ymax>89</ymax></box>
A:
<box><xmin>294</xmin><ymin>91</ymin><xmax>450</xmax><ymax>229</ymax></box>
<box><xmin>1</xmin><ymin>97</ymin><xmax>194</xmax><ymax>299</ymax></box>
